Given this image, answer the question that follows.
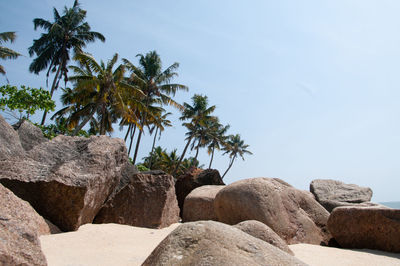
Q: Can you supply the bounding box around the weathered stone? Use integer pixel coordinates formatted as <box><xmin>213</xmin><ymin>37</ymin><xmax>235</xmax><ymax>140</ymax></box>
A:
<box><xmin>215</xmin><ymin>177</ymin><xmax>331</xmax><ymax>245</ymax></box>
<box><xmin>0</xmin><ymin>184</ymin><xmax>48</xmax><ymax>265</ymax></box>
<box><xmin>15</xmin><ymin>119</ymin><xmax>48</xmax><ymax>151</ymax></box>
<box><xmin>143</xmin><ymin>221</ymin><xmax>306</xmax><ymax>266</ymax></box>
<box><xmin>182</xmin><ymin>185</ymin><xmax>225</xmax><ymax>222</ymax></box>
<box><xmin>94</xmin><ymin>171</ymin><xmax>179</xmax><ymax>228</ymax></box>
<box><xmin>0</xmin><ymin>114</ymin><xmax>24</xmax><ymax>160</ymax></box>
<box><xmin>328</xmin><ymin>207</ymin><xmax>400</xmax><ymax>253</ymax></box>
<box><xmin>234</xmin><ymin>220</ymin><xmax>294</xmax><ymax>255</ymax></box>
<box><xmin>175</xmin><ymin>168</ymin><xmax>224</xmax><ymax>216</ymax></box>
<box><xmin>310</xmin><ymin>179</ymin><xmax>374</xmax><ymax>212</ymax></box>
<box><xmin>0</xmin><ymin>135</ymin><xmax>127</xmax><ymax>231</ymax></box>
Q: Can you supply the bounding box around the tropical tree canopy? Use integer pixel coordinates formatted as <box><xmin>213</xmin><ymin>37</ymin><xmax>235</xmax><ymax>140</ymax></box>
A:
<box><xmin>0</xmin><ymin>32</ymin><xmax>21</xmax><ymax>76</ymax></box>
<box><xmin>28</xmin><ymin>0</ymin><xmax>105</xmax><ymax>124</ymax></box>
<box><xmin>221</xmin><ymin>134</ymin><xmax>252</xmax><ymax>179</ymax></box>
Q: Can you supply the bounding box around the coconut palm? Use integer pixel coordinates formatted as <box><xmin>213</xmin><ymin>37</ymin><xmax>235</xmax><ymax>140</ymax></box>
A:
<box><xmin>29</xmin><ymin>0</ymin><xmax>105</xmax><ymax>125</ymax></box>
<box><xmin>58</xmin><ymin>52</ymin><xmax>143</xmax><ymax>135</ymax></box>
<box><xmin>148</xmin><ymin>111</ymin><xmax>172</xmax><ymax>168</ymax></box>
<box><xmin>123</xmin><ymin>50</ymin><xmax>188</xmax><ymax>164</ymax></box>
<box><xmin>221</xmin><ymin>134</ymin><xmax>252</xmax><ymax>179</ymax></box>
<box><xmin>172</xmin><ymin>94</ymin><xmax>216</xmax><ymax>176</ymax></box>
<box><xmin>0</xmin><ymin>32</ymin><xmax>21</xmax><ymax>79</ymax></box>
<box><xmin>206</xmin><ymin>120</ymin><xmax>230</xmax><ymax>169</ymax></box>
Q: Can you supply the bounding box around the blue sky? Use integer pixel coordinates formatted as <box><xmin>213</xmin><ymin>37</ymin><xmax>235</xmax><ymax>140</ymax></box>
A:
<box><xmin>1</xmin><ymin>0</ymin><xmax>399</xmax><ymax>202</ymax></box>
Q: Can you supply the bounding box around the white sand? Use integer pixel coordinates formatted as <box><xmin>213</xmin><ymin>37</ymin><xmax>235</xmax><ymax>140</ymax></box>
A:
<box><xmin>40</xmin><ymin>223</ymin><xmax>179</xmax><ymax>266</ymax></box>
<box><xmin>40</xmin><ymin>223</ymin><xmax>400</xmax><ymax>266</ymax></box>
<box><xmin>290</xmin><ymin>244</ymin><xmax>400</xmax><ymax>266</ymax></box>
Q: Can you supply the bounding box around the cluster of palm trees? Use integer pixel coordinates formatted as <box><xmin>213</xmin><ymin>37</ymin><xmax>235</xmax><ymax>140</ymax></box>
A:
<box><xmin>2</xmin><ymin>0</ymin><xmax>252</xmax><ymax>179</ymax></box>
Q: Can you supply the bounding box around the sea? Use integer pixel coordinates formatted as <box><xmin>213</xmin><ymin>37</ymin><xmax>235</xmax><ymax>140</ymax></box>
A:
<box><xmin>379</xmin><ymin>201</ymin><xmax>400</xmax><ymax>209</ymax></box>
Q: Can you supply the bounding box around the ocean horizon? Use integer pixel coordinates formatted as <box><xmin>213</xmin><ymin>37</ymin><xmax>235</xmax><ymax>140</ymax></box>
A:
<box><xmin>379</xmin><ymin>201</ymin><xmax>400</xmax><ymax>209</ymax></box>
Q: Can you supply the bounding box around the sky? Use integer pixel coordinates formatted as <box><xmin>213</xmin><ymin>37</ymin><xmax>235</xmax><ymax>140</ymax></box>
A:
<box><xmin>1</xmin><ymin>0</ymin><xmax>400</xmax><ymax>202</ymax></box>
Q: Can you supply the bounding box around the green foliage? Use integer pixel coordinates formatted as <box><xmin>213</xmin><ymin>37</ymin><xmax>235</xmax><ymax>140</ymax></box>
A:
<box><xmin>0</xmin><ymin>85</ymin><xmax>55</xmax><ymax>119</ymax></box>
<box><xmin>135</xmin><ymin>163</ymin><xmax>150</xmax><ymax>172</ymax></box>
<box><xmin>34</xmin><ymin>118</ymin><xmax>91</xmax><ymax>139</ymax></box>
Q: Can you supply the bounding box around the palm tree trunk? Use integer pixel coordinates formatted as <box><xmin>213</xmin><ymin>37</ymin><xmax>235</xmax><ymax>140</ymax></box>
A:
<box><xmin>128</xmin><ymin>124</ymin><xmax>137</xmax><ymax>157</ymax></box>
<box><xmin>124</xmin><ymin>124</ymin><xmax>132</xmax><ymax>142</ymax></box>
<box><xmin>132</xmin><ymin>126</ymin><xmax>143</xmax><ymax>165</ymax></box>
<box><xmin>149</xmin><ymin>126</ymin><xmax>159</xmax><ymax>169</ymax></box>
<box><xmin>41</xmin><ymin>64</ymin><xmax>62</xmax><ymax>125</ymax></box>
<box><xmin>208</xmin><ymin>145</ymin><xmax>215</xmax><ymax>169</ymax></box>
<box><xmin>172</xmin><ymin>136</ymin><xmax>193</xmax><ymax>176</ymax></box>
<box><xmin>222</xmin><ymin>155</ymin><xmax>236</xmax><ymax>179</ymax></box>
<box><xmin>194</xmin><ymin>139</ymin><xmax>200</xmax><ymax>160</ymax></box>
<box><xmin>72</xmin><ymin>107</ymin><xmax>97</xmax><ymax>136</ymax></box>
<box><xmin>99</xmin><ymin>104</ymin><xmax>107</xmax><ymax>135</ymax></box>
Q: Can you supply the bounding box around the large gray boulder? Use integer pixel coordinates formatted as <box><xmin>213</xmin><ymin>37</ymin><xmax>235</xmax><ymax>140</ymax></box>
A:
<box><xmin>328</xmin><ymin>206</ymin><xmax>400</xmax><ymax>253</ymax></box>
<box><xmin>214</xmin><ymin>178</ymin><xmax>331</xmax><ymax>245</ymax></box>
<box><xmin>0</xmin><ymin>135</ymin><xmax>128</xmax><ymax>231</ymax></box>
<box><xmin>14</xmin><ymin>119</ymin><xmax>48</xmax><ymax>151</ymax></box>
<box><xmin>142</xmin><ymin>221</ymin><xmax>307</xmax><ymax>266</ymax></box>
<box><xmin>0</xmin><ymin>114</ymin><xmax>24</xmax><ymax>160</ymax></box>
<box><xmin>310</xmin><ymin>179</ymin><xmax>379</xmax><ymax>212</ymax></box>
<box><xmin>94</xmin><ymin>171</ymin><xmax>180</xmax><ymax>228</ymax></box>
<box><xmin>0</xmin><ymin>184</ymin><xmax>48</xmax><ymax>265</ymax></box>
<box><xmin>182</xmin><ymin>185</ymin><xmax>225</xmax><ymax>222</ymax></box>
<box><xmin>234</xmin><ymin>220</ymin><xmax>294</xmax><ymax>255</ymax></box>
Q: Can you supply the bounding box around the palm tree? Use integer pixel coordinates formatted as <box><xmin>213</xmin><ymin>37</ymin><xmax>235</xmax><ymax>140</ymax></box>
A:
<box><xmin>148</xmin><ymin>111</ymin><xmax>172</xmax><ymax>168</ymax></box>
<box><xmin>206</xmin><ymin>120</ymin><xmax>230</xmax><ymax>169</ymax></box>
<box><xmin>29</xmin><ymin>0</ymin><xmax>105</xmax><ymax>125</ymax></box>
<box><xmin>0</xmin><ymin>32</ymin><xmax>21</xmax><ymax>80</ymax></box>
<box><xmin>172</xmin><ymin>94</ymin><xmax>216</xmax><ymax>176</ymax></box>
<box><xmin>221</xmin><ymin>134</ymin><xmax>252</xmax><ymax>179</ymax></box>
<box><xmin>57</xmin><ymin>52</ymin><xmax>143</xmax><ymax>135</ymax></box>
<box><xmin>123</xmin><ymin>51</ymin><xmax>188</xmax><ymax>164</ymax></box>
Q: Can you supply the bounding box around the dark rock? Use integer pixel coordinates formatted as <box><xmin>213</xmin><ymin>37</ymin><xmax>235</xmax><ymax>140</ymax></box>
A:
<box><xmin>328</xmin><ymin>206</ymin><xmax>400</xmax><ymax>253</ymax></box>
<box><xmin>214</xmin><ymin>177</ymin><xmax>331</xmax><ymax>245</ymax></box>
<box><xmin>175</xmin><ymin>168</ymin><xmax>224</xmax><ymax>216</ymax></box>
<box><xmin>0</xmin><ymin>184</ymin><xmax>48</xmax><ymax>265</ymax></box>
<box><xmin>142</xmin><ymin>221</ymin><xmax>307</xmax><ymax>266</ymax></box>
<box><xmin>94</xmin><ymin>172</ymin><xmax>180</xmax><ymax>228</ymax></box>
<box><xmin>0</xmin><ymin>135</ymin><xmax>127</xmax><ymax>231</ymax></box>
<box><xmin>234</xmin><ymin>220</ymin><xmax>294</xmax><ymax>255</ymax></box>
<box><xmin>182</xmin><ymin>185</ymin><xmax>225</xmax><ymax>222</ymax></box>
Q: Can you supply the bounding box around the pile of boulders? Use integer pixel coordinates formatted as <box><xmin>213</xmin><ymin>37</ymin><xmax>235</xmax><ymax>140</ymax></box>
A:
<box><xmin>1</xmin><ymin>114</ymin><xmax>399</xmax><ymax>265</ymax></box>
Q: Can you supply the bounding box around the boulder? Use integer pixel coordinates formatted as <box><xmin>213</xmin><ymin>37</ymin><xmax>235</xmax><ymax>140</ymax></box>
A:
<box><xmin>0</xmin><ymin>184</ymin><xmax>48</xmax><ymax>265</ymax></box>
<box><xmin>182</xmin><ymin>185</ymin><xmax>225</xmax><ymax>222</ymax></box>
<box><xmin>328</xmin><ymin>207</ymin><xmax>400</xmax><ymax>253</ymax></box>
<box><xmin>94</xmin><ymin>171</ymin><xmax>179</xmax><ymax>228</ymax></box>
<box><xmin>234</xmin><ymin>220</ymin><xmax>294</xmax><ymax>255</ymax></box>
<box><xmin>142</xmin><ymin>221</ymin><xmax>307</xmax><ymax>266</ymax></box>
<box><xmin>175</xmin><ymin>168</ymin><xmax>224</xmax><ymax>216</ymax></box>
<box><xmin>0</xmin><ymin>114</ymin><xmax>24</xmax><ymax>160</ymax></box>
<box><xmin>14</xmin><ymin>119</ymin><xmax>48</xmax><ymax>151</ymax></box>
<box><xmin>214</xmin><ymin>177</ymin><xmax>331</xmax><ymax>245</ymax></box>
<box><xmin>0</xmin><ymin>135</ymin><xmax>128</xmax><ymax>231</ymax></box>
<box><xmin>310</xmin><ymin>179</ymin><xmax>375</xmax><ymax>212</ymax></box>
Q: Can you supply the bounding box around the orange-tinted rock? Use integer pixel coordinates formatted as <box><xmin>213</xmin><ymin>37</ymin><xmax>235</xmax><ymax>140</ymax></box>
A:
<box><xmin>328</xmin><ymin>207</ymin><xmax>400</xmax><ymax>253</ymax></box>
<box><xmin>175</xmin><ymin>168</ymin><xmax>224</xmax><ymax>216</ymax></box>
<box><xmin>214</xmin><ymin>177</ymin><xmax>331</xmax><ymax>245</ymax></box>
<box><xmin>182</xmin><ymin>185</ymin><xmax>225</xmax><ymax>222</ymax></box>
<box><xmin>94</xmin><ymin>171</ymin><xmax>179</xmax><ymax>228</ymax></box>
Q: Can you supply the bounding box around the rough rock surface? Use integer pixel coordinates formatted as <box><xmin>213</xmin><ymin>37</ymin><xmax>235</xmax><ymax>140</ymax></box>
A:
<box><xmin>214</xmin><ymin>177</ymin><xmax>331</xmax><ymax>245</ymax></box>
<box><xmin>328</xmin><ymin>207</ymin><xmax>400</xmax><ymax>253</ymax></box>
<box><xmin>182</xmin><ymin>185</ymin><xmax>225</xmax><ymax>222</ymax></box>
<box><xmin>94</xmin><ymin>171</ymin><xmax>180</xmax><ymax>228</ymax></box>
<box><xmin>0</xmin><ymin>114</ymin><xmax>24</xmax><ymax>160</ymax></box>
<box><xmin>142</xmin><ymin>221</ymin><xmax>307</xmax><ymax>266</ymax></box>
<box><xmin>0</xmin><ymin>135</ymin><xmax>128</xmax><ymax>231</ymax></box>
<box><xmin>175</xmin><ymin>168</ymin><xmax>224</xmax><ymax>216</ymax></box>
<box><xmin>14</xmin><ymin>119</ymin><xmax>48</xmax><ymax>151</ymax></box>
<box><xmin>234</xmin><ymin>220</ymin><xmax>294</xmax><ymax>255</ymax></box>
<box><xmin>310</xmin><ymin>179</ymin><xmax>375</xmax><ymax>212</ymax></box>
<box><xmin>0</xmin><ymin>184</ymin><xmax>48</xmax><ymax>265</ymax></box>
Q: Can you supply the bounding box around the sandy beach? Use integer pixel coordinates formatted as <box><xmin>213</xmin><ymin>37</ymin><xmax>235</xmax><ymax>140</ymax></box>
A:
<box><xmin>40</xmin><ymin>223</ymin><xmax>400</xmax><ymax>266</ymax></box>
